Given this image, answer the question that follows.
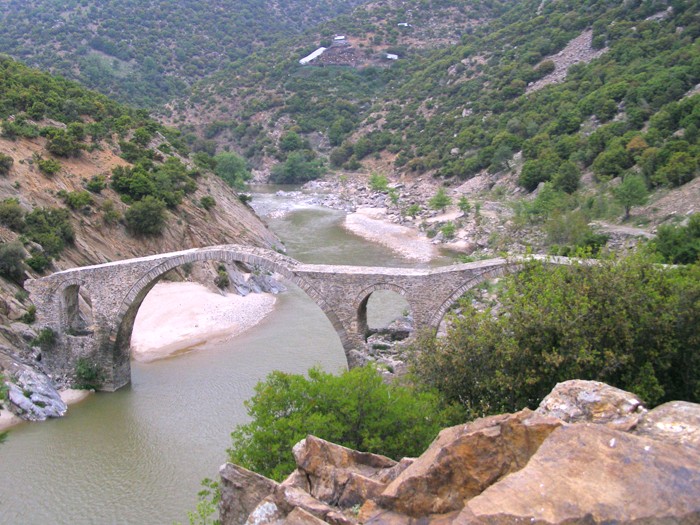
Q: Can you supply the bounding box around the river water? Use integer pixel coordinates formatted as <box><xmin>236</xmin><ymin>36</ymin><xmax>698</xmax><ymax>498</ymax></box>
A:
<box><xmin>0</xmin><ymin>188</ymin><xmax>450</xmax><ymax>524</ymax></box>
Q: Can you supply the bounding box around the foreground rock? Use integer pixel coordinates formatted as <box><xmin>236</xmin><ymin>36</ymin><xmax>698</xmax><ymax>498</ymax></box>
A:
<box><xmin>459</xmin><ymin>424</ymin><xmax>700</xmax><ymax>524</ymax></box>
<box><xmin>2</xmin><ymin>358</ymin><xmax>66</xmax><ymax>422</ymax></box>
<box><xmin>219</xmin><ymin>380</ymin><xmax>700</xmax><ymax>525</ymax></box>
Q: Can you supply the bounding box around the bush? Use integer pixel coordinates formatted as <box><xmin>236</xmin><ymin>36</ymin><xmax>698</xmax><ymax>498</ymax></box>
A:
<box><xmin>428</xmin><ymin>187</ymin><xmax>452</xmax><ymax>211</ymax></box>
<box><xmin>0</xmin><ymin>242</ymin><xmax>25</xmax><ymax>282</ymax></box>
<box><xmin>270</xmin><ymin>152</ymin><xmax>324</xmax><ymax>184</ymax></box>
<box><xmin>24</xmin><ymin>207</ymin><xmax>74</xmax><ymax>256</ymax></box>
<box><xmin>26</xmin><ymin>252</ymin><xmax>51</xmax><ymax>273</ymax></box>
<box><xmin>124</xmin><ymin>196</ymin><xmax>166</xmax><ymax>236</ymax></box>
<box><xmin>85</xmin><ymin>175</ymin><xmax>107</xmax><ymax>193</ymax></box>
<box><xmin>0</xmin><ymin>198</ymin><xmax>25</xmax><ymax>231</ymax></box>
<box><xmin>60</xmin><ymin>190</ymin><xmax>93</xmax><ymax>211</ymax></box>
<box><xmin>228</xmin><ymin>366</ymin><xmax>458</xmax><ymax>481</ymax></box>
<box><xmin>369</xmin><ymin>173</ymin><xmax>389</xmax><ymax>191</ymax></box>
<box><xmin>411</xmin><ymin>253</ymin><xmax>700</xmax><ymax>417</ymax></box>
<box><xmin>32</xmin><ymin>327</ymin><xmax>56</xmax><ymax>351</ymax></box>
<box><xmin>37</xmin><ymin>158</ymin><xmax>62</xmax><ymax>176</ymax></box>
<box><xmin>199</xmin><ymin>195</ymin><xmax>216</xmax><ymax>210</ymax></box>
<box><xmin>651</xmin><ymin>214</ymin><xmax>700</xmax><ymax>264</ymax></box>
<box><xmin>74</xmin><ymin>357</ymin><xmax>102</xmax><ymax>390</ymax></box>
<box><xmin>0</xmin><ymin>153</ymin><xmax>13</xmax><ymax>175</ymax></box>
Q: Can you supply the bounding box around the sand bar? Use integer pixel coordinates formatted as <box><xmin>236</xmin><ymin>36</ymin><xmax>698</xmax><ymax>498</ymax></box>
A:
<box><xmin>131</xmin><ymin>281</ymin><xmax>277</xmax><ymax>362</ymax></box>
<box><xmin>344</xmin><ymin>208</ymin><xmax>438</xmax><ymax>262</ymax></box>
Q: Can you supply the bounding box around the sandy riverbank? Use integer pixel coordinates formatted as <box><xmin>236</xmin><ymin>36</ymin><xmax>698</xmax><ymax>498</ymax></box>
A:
<box><xmin>130</xmin><ymin>281</ymin><xmax>277</xmax><ymax>362</ymax></box>
<box><xmin>0</xmin><ymin>388</ymin><xmax>92</xmax><ymax>432</ymax></box>
<box><xmin>344</xmin><ymin>208</ymin><xmax>438</xmax><ymax>263</ymax></box>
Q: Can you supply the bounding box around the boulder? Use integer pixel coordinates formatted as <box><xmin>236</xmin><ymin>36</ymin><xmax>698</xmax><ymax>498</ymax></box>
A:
<box><xmin>458</xmin><ymin>424</ymin><xmax>700</xmax><ymax>524</ymax></box>
<box><xmin>536</xmin><ymin>379</ymin><xmax>646</xmax><ymax>431</ymax></box>
<box><xmin>219</xmin><ymin>463</ymin><xmax>278</xmax><ymax>525</ymax></box>
<box><xmin>292</xmin><ymin>435</ymin><xmax>399</xmax><ymax>508</ymax></box>
<box><xmin>376</xmin><ymin>409</ymin><xmax>562</xmax><ymax>517</ymax></box>
<box><xmin>5</xmin><ymin>368</ymin><xmax>66</xmax><ymax>421</ymax></box>
<box><xmin>635</xmin><ymin>400</ymin><xmax>700</xmax><ymax>449</ymax></box>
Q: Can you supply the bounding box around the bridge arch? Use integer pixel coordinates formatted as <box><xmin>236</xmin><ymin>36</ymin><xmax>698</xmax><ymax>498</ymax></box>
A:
<box><xmin>108</xmin><ymin>248</ymin><xmax>351</xmax><ymax>386</ymax></box>
<box><xmin>353</xmin><ymin>283</ymin><xmax>411</xmax><ymax>341</ymax></box>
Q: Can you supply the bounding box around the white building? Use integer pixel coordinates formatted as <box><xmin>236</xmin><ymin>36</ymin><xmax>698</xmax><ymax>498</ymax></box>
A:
<box><xmin>299</xmin><ymin>47</ymin><xmax>327</xmax><ymax>65</ymax></box>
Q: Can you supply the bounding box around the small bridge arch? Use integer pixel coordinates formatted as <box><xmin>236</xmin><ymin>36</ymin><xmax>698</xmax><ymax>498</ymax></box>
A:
<box><xmin>353</xmin><ymin>282</ymin><xmax>412</xmax><ymax>341</ymax></box>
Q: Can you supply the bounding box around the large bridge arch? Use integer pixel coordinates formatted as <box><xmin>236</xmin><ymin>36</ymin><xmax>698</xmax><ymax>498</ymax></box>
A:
<box><xmin>106</xmin><ymin>247</ymin><xmax>352</xmax><ymax>388</ymax></box>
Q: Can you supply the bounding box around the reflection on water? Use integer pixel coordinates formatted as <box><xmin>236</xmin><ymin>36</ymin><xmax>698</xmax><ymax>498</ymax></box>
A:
<box><xmin>0</xmin><ymin>186</ymin><xmax>448</xmax><ymax>524</ymax></box>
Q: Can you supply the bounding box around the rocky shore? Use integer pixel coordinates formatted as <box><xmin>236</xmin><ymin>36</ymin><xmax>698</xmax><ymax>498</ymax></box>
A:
<box><xmin>218</xmin><ymin>380</ymin><xmax>700</xmax><ymax>524</ymax></box>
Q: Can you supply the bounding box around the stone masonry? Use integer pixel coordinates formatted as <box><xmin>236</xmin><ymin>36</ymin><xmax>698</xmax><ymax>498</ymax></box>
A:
<box><xmin>25</xmin><ymin>245</ymin><xmax>561</xmax><ymax>391</ymax></box>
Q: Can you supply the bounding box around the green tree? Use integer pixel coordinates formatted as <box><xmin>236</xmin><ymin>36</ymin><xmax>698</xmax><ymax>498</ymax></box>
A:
<box><xmin>411</xmin><ymin>254</ymin><xmax>700</xmax><ymax>417</ymax></box>
<box><xmin>613</xmin><ymin>174</ymin><xmax>648</xmax><ymax>220</ymax></box>
<box><xmin>124</xmin><ymin>196</ymin><xmax>166</xmax><ymax>236</ymax></box>
<box><xmin>552</xmin><ymin>161</ymin><xmax>580</xmax><ymax>194</ymax></box>
<box><xmin>279</xmin><ymin>131</ymin><xmax>304</xmax><ymax>153</ymax></box>
<box><xmin>213</xmin><ymin>152</ymin><xmax>251</xmax><ymax>190</ymax></box>
<box><xmin>369</xmin><ymin>173</ymin><xmax>388</xmax><ymax>191</ymax></box>
<box><xmin>228</xmin><ymin>366</ymin><xmax>457</xmax><ymax>481</ymax></box>
<box><xmin>429</xmin><ymin>187</ymin><xmax>452</xmax><ymax>212</ymax></box>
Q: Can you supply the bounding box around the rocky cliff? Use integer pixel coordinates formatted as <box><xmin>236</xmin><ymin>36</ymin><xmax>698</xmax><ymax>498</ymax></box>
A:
<box><xmin>219</xmin><ymin>380</ymin><xmax>700</xmax><ymax>525</ymax></box>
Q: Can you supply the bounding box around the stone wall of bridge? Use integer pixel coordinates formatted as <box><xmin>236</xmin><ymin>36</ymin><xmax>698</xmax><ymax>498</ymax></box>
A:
<box><xmin>25</xmin><ymin>244</ymin><xmax>539</xmax><ymax>391</ymax></box>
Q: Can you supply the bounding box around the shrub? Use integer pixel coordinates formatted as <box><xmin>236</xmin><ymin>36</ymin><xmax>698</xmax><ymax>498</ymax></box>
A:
<box><xmin>215</xmin><ymin>265</ymin><xmax>229</xmax><ymax>289</ymax></box>
<box><xmin>429</xmin><ymin>187</ymin><xmax>452</xmax><ymax>211</ymax></box>
<box><xmin>100</xmin><ymin>200</ymin><xmax>121</xmax><ymax>224</ymax></box>
<box><xmin>26</xmin><ymin>252</ymin><xmax>51</xmax><ymax>273</ymax></box>
<box><xmin>85</xmin><ymin>175</ymin><xmax>107</xmax><ymax>193</ymax></box>
<box><xmin>651</xmin><ymin>214</ymin><xmax>700</xmax><ymax>264</ymax></box>
<box><xmin>0</xmin><ymin>198</ymin><xmax>25</xmax><ymax>231</ymax></box>
<box><xmin>228</xmin><ymin>366</ymin><xmax>458</xmax><ymax>481</ymax></box>
<box><xmin>0</xmin><ymin>153</ymin><xmax>13</xmax><ymax>175</ymax></box>
<box><xmin>74</xmin><ymin>357</ymin><xmax>102</xmax><ymax>390</ymax></box>
<box><xmin>24</xmin><ymin>207</ymin><xmax>74</xmax><ymax>256</ymax></box>
<box><xmin>200</xmin><ymin>195</ymin><xmax>216</xmax><ymax>210</ymax></box>
<box><xmin>32</xmin><ymin>328</ymin><xmax>56</xmax><ymax>351</ymax></box>
<box><xmin>60</xmin><ymin>190</ymin><xmax>93</xmax><ymax>211</ymax></box>
<box><xmin>369</xmin><ymin>173</ymin><xmax>389</xmax><ymax>191</ymax></box>
<box><xmin>124</xmin><ymin>196</ymin><xmax>166</xmax><ymax>236</ymax></box>
<box><xmin>20</xmin><ymin>305</ymin><xmax>36</xmax><ymax>324</ymax></box>
<box><xmin>0</xmin><ymin>242</ymin><xmax>25</xmax><ymax>282</ymax></box>
<box><xmin>37</xmin><ymin>158</ymin><xmax>62</xmax><ymax>176</ymax></box>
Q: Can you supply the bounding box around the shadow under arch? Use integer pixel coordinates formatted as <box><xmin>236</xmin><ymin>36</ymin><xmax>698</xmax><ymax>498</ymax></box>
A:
<box><xmin>107</xmin><ymin>247</ymin><xmax>351</xmax><ymax>387</ymax></box>
<box><xmin>55</xmin><ymin>278</ymin><xmax>94</xmax><ymax>335</ymax></box>
<box><xmin>353</xmin><ymin>282</ymin><xmax>411</xmax><ymax>341</ymax></box>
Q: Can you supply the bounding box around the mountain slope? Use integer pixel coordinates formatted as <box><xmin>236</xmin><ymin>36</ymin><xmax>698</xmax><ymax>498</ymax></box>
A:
<box><xmin>0</xmin><ymin>0</ymin><xmax>373</xmax><ymax>107</ymax></box>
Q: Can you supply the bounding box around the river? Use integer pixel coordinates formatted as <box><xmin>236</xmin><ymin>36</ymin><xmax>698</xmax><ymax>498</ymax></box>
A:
<box><xmin>0</xmin><ymin>187</ymin><xmax>451</xmax><ymax>524</ymax></box>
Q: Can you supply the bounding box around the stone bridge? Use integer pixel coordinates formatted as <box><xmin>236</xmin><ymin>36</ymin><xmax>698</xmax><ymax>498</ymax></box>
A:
<box><xmin>25</xmin><ymin>245</ymin><xmax>560</xmax><ymax>391</ymax></box>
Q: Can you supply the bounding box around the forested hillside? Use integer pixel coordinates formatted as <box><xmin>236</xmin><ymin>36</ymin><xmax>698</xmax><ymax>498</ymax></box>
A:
<box><xmin>0</xmin><ymin>0</ymin><xmax>372</xmax><ymax>107</ymax></box>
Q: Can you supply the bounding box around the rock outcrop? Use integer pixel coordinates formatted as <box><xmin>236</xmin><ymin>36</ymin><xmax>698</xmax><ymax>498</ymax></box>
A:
<box><xmin>219</xmin><ymin>380</ymin><xmax>700</xmax><ymax>525</ymax></box>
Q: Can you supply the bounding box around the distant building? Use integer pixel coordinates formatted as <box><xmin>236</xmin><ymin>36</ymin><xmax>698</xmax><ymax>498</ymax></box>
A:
<box><xmin>386</xmin><ymin>53</ymin><xmax>399</xmax><ymax>60</ymax></box>
<box><xmin>397</xmin><ymin>22</ymin><xmax>412</xmax><ymax>27</ymax></box>
<box><xmin>299</xmin><ymin>47</ymin><xmax>327</xmax><ymax>65</ymax></box>
<box><xmin>334</xmin><ymin>35</ymin><xmax>346</xmax><ymax>41</ymax></box>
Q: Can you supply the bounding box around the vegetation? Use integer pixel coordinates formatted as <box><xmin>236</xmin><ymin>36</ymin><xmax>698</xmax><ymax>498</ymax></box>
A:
<box><xmin>651</xmin><ymin>213</ymin><xmax>700</xmax><ymax>264</ymax></box>
<box><xmin>0</xmin><ymin>242</ymin><xmax>25</xmax><ymax>282</ymax></box>
<box><xmin>270</xmin><ymin>151</ymin><xmax>324</xmax><ymax>184</ymax></box>
<box><xmin>428</xmin><ymin>187</ymin><xmax>452</xmax><ymax>212</ymax></box>
<box><xmin>411</xmin><ymin>253</ymin><xmax>700</xmax><ymax>419</ymax></box>
<box><xmin>74</xmin><ymin>358</ymin><xmax>103</xmax><ymax>390</ymax></box>
<box><xmin>213</xmin><ymin>152</ymin><xmax>251</xmax><ymax>190</ymax></box>
<box><xmin>0</xmin><ymin>152</ymin><xmax>13</xmax><ymax>175</ymax></box>
<box><xmin>31</xmin><ymin>327</ymin><xmax>56</xmax><ymax>352</ymax></box>
<box><xmin>613</xmin><ymin>174</ymin><xmax>648</xmax><ymax>219</ymax></box>
<box><xmin>124</xmin><ymin>196</ymin><xmax>167</xmax><ymax>236</ymax></box>
<box><xmin>228</xmin><ymin>365</ymin><xmax>457</xmax><ymax>481</ymax></box>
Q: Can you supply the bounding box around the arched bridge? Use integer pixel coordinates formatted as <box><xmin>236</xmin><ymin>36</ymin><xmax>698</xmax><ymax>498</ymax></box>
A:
<box><xmin>25</xmin><ymin>245</ymin><xmax>559</xmax><ymax>391</ymax></box>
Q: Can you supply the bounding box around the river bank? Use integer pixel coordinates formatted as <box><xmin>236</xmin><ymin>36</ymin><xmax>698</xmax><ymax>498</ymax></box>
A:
<box><xmin>131</xmin><ymin>281</ymin><xmax>277</xmax><ymax>362</ymax></box>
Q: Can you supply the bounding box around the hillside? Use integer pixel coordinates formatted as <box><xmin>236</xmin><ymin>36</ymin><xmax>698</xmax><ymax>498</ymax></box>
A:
<box><xmin>0</xmin><ymin>57</ymin><xmax>278</xmax><ymax>361</ymax></box>
<box><xmin>170</xmin><ymin>0</ymin><xmax>699</xmax><ymax>256</ymax></box>
<box><xmin>0</xmin><ymin>0</ymin><xmax>373</xmax><ymax>107</ymax></box>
